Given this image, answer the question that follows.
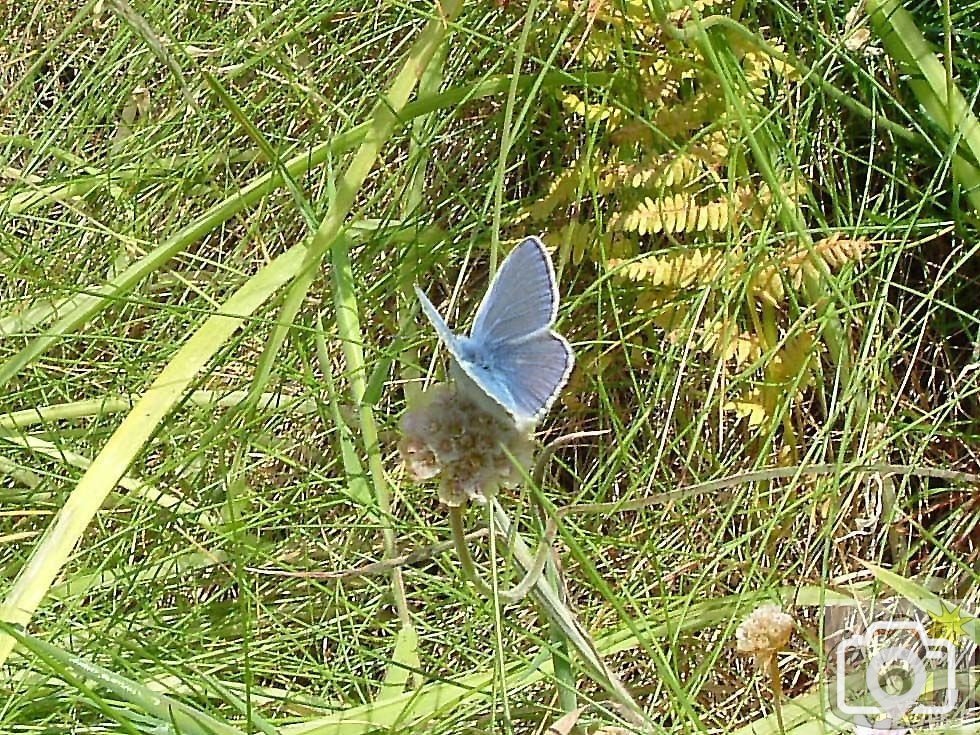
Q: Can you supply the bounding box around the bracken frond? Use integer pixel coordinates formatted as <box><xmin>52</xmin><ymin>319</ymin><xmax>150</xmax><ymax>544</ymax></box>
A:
<box><xmin>597</xmin><ymin>152</ymin><xmax>705</xmax><ymax>193</ymax></box>
<box><xmin>578</xmin><ymin>28</ymin><xmax>618</xmax><ymax>66</ymax></box>
<box><xmin>562</xmin><ymin>91</ymin><xmax>624</xmax><ymax>127</ymax></box>
<box><xmin>530</xmin><ymin>161</ymin><xmax>589</xmax><ymax>221</ymax></box>
<box><xmin>609</xmin><ymin>247</ymin><xmax>728</xmax><ymax>288</ymax></box>
<box><xmin>724</xmin><ymin>388</ymin><xmax>769</xmax><ymax>427</ymax></box>
<box><xmin>550</xmin><ymin>219</ymin><xmax>595</xmax><ymax>265</ymax></box>
<box><xmin>609</xmin><ymin>193</ymin><xmax>734</xmax><ymax>235</ymax></box>
<box><xmin>700</xmin><ymin>319</ymin><xmax>764</xmax><ymax>366</ymax></box>
<box><xmin>752</xmin><ymin>234</ymin><xmax>871</xmax><ymax>305</ymax></box>
<box><xmin>653</xmin><ymin>91</ymin><xmax>719</xmax><ymax>138</ymax></box>
<box><xmin>770</xmin><ymin>329</ymin><xmax>819</xmax><ymax>386</ymax></box>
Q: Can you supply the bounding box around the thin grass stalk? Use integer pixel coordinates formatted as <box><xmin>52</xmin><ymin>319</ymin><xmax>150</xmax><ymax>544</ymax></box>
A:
<box><xmin>489</xmin><ymin>0</ymin><xmax>540</xmax><ymax>270</ymax></box>
<box><xmin>0</xmin><ymin>68</ymin><xmax>608</xmax><ymax>391</ymax></box>
<box><xmin>448</xmin><ymin>504</ymin><xmax>554</xmax><ymax>604</ymax></box>
<box><xmin>201</xmin><ymin>80</ymin><xmax>329</xmax><ymax>718</ymax></box>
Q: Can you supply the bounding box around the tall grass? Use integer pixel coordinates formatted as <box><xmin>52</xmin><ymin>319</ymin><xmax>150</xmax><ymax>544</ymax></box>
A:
<box><xmin>2</xmin><ymin>1</ymin><xmax>979</xmax><ymax>734</ymax></box>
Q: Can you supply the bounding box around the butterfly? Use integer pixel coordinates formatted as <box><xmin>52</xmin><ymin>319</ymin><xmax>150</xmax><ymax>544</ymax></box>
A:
<box><xmin>415</xmin><ymin>236</ymin><xmax>575</xmax><ymax>432</ymax></box>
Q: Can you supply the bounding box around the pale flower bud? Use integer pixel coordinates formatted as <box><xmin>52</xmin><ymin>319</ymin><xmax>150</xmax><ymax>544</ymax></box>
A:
<box><xmin>399</xmin><ymin>383</ymin><xmax>535</xmax><ymax>506</ymax></box>
<box><xmin>736</xmin><ymin>603</ymin><xmax>795</xmax><ymax>668</ymax></box>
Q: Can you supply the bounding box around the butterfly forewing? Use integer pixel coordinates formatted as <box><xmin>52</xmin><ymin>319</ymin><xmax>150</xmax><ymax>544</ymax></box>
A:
<box><xmin>470</xmin><ymin>237</ymin><xmax>558</xmax><ymax>347</ymax></box>
<box><xmin>415</xmin><ymin>236</ymin><xmax>574</xmax><ymax>430</ymax></box>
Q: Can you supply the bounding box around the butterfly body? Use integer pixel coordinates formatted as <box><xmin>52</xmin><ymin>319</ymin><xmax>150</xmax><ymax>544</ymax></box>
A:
<box><xmin>415</xmin><ymin>237</ymin><xmax>574</xmax><ymax>431</ymax></box>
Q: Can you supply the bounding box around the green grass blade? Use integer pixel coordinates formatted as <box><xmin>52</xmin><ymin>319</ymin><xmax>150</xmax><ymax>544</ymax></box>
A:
<box><xmin>0</xmin><ymin>0</ymin><xmax>464</xmax><ymax>670</ymax></box>
<box><xmin>867</xmin><ymin>0</ymin><xmax>980</xmax><ymax>210</ymax></box>
<box><xmin>0</xmin><ymin>622</ymin><xmax>248</xmax><ymax>735</ymax></box>
<box><xmin>0</xmin><ymin>66</ymin><xmax>574</xmax><ymax>392</ymax></box>
<box><xmin>375</xmin><ymin>623</ymin><xmax>419</xmax><ymax>703</ymax></box>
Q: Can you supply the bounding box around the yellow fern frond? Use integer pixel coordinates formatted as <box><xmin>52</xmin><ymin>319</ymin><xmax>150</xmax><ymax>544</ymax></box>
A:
<box><xmin>530</xmin><ymin>162</ymin><xmax>586</xmax><ymax>221</ymax></box>
<box><xmin>752</xmin><ymin>234</ymin><xmax>871</xmax><ymax>305</ymax></box>
<box><xmin>817</xmin><ymin>233</ymin><xmax>870</xmax><ymax>268</ymax></box>
<box><xmin>609</xmin><ymin>247</ymin><xmax>726</xmax><ymax>289</ymax></box>
<box><xmin>653</xmin><ymin>92</ymin><xmax>717</xmax><ymax>138</ymax></box>
<box><xmin>610</xmin><ymin>194</ymin><xmax>732</xmax><ymax>235</ymax></box>
<box><xmin>701</xmin><ymin>320</ymin><xmax>764</xmax><ymax>366</ymax></box>
<box><xmin>638</xmin><ymin>56</ymin><xmax>699</xmax><ymax>101</ymax></box>
<box><xmin>647</xmin><ymin>302</ymin><xmax>690</xmax><ymax>332</ymax></box>
<box><xmin>549</xmin><ymin>220</ymin><xmax>595</xmax><ymax>265</ymax></box>
<box><xmin>562</xmin><ymin>92</ymin><xmax>623</xmax><ymax>126</ymax></box>
<box><xmin>770</xmin><ymin>329</ymin><xmax>819</xmax><ymax>386</ymax></box>
<box><xmin>689</xmin><ymin>131</ymin><xmax>731</xmax><ymax>168</ymax></box>
<box><xmin>572</xmin><ymin>27</ymin><xmax>619</xmax><ymax>67</ymax></box>
<box><xmin>724</xmin><ymin>389</ymin><xmax>769</xmax><ymax>427</ymax></box>
<box><xmin>609</xmin><ymin>121</ymin><xmax>655</xmax><ymax>147</ymax></box>
<box><xmin>597</xmin><ymin>153</ymin><xmax>704</xmax><ymax>194</ymax></box>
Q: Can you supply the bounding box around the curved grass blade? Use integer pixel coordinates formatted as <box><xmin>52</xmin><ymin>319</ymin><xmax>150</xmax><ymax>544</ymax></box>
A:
<box><xmin>0</xmin><ymin>68</ymin><xmax>564</xmax><ymax>392</ymax></box>
<box><xmin>867</xmin><ymin>0</ymin><xmax>980</xmax><ymax>211</ymax></box>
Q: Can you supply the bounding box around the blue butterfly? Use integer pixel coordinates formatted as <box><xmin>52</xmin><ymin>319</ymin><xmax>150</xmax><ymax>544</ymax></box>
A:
<box><xmin>415</xmin><ymin>236</ymin><xmax>575</xmax><ymax>431</ymax></box>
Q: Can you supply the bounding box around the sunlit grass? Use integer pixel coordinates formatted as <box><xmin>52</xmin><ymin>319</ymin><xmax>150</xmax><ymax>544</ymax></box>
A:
<box><xmin>2</xmin><ymin>1</ymin><xmax>979</xmax><ymax>734</ymax></box>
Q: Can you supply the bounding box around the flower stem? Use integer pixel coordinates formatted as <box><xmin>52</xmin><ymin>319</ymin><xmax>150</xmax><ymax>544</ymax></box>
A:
<box><xmin>449</xmin><ymin>504</ymin><xmax>556</xmax><ymax>604</ymax></box>
<box><xmin>767</xmin><ymin>654</ymin><xmax>786</xmax><ymax>735</ymax></box>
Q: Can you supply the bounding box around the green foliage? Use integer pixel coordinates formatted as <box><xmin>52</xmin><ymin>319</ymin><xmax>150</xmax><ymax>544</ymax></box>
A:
<box><xmin>2</xmin><ymin>2</ymin><xmax>980</xmax><ymax>734</ymax></box>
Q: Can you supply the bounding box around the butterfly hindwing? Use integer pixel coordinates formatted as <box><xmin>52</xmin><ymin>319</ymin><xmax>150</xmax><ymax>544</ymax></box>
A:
<box><xmin>482</xmin><ymin>331</ymin><xmax>574</xmax><ymax>423</ymax></box>
<box><xmin>470</xmin><ymin>237</ymin><xmax>558</xmax><ymax>347</ymax></box>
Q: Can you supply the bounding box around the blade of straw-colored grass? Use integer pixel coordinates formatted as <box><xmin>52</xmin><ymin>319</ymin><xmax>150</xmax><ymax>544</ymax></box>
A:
<box><xmin>0</xmin><ymin>71</ymin><xmax>603</xmax><ymax>222</ymax></box>
<box><xmin>0</xmin><ymin>433</ymin><xmax>216</xmax><ymax>524</ymax></box>
<box><xmin>867</xmin><ymin>0</ymin><xmax>980</xmax><ymax>211</ymax></box>
<box><xmin>0</xmin><ymin>1</ymin><xmax>463</xmax><ymax>668</ymax></box>
<box><xmin>375</xmin><ymin>622</ymin><xmax>419</xmax><ymax>703</ymax></box>
<box><xmin>46</xmin><ymin>549</ymin><xmax>227</xmax><ymax>602</ymax></box>
<box><xmin>284</xmin><ymin>650</ymin><xmax>551</xmax><ymax>735</ymax></box>
<box><xmin>193</xmin><ymin>670</ymin><xmax>280</xmax><ymax>735</ymax></box>
<box><xmin>0</xmin><ymin>293</ymin><xmax>84</xmax><ymax>337</ymax></box>
<box><xmin>0</xmin><ymin>391</ymin><xmax>317</xmax><ymax>431</ymax></box>
<box><xmin>396</xmin><ymin>40</ymin><xmax>447</xmax><ymax>408</ymax></box>
<box><xmin>0</xmin><ymin>244</ymin><xmax>304</xmax><ymax>669</ymax></box>
<box><xmin>730</xmin><ymin>686</ymin><xmax>839</xmax><ymax>735</ymax></box>
<box><xmin>0</xmin><ymin>623</ymin><xmax>247</xmax><ymax>735</ymax></box>
<box><xmin>863</xmin><ymin>562</ymin><xmax>980</xmax><ymax>644</ymax></box>
<box><xmin>107</xmin><ymin>0</ymin><xmax>200</xmax><ymax>112</ymax></box>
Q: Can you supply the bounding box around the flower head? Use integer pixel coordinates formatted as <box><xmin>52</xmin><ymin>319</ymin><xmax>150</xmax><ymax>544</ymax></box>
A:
<box><xmin>736</xmin><ymin>603</ymin><xmax>795</xmax><ymax>668</ymax></box>
<box><xmin>398</xmin><ymin>383</ymin><xmax>535</xmax><ymax>506</ymax></box>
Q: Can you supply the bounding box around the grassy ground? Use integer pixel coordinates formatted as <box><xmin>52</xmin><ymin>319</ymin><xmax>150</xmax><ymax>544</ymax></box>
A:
<box><xmin>2</xmin><ymin>1</ymin><xmax>979</xmax><ymax>733</ymax></box>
